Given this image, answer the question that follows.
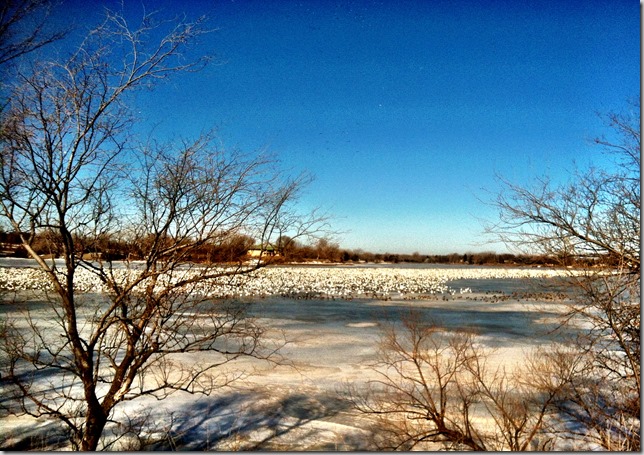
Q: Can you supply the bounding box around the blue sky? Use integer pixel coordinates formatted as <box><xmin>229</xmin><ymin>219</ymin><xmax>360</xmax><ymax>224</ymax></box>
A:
<box><xmin>54</xmin><ymin>0</ymin><xmax>639</xmax><ymax>254</ymax></box>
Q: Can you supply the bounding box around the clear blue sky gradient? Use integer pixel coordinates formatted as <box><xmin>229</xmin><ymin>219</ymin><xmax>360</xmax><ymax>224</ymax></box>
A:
<box><xmin>53</xmin><ymin>0</ymin><xmax>639</xmax><ymax>254</ymax></box>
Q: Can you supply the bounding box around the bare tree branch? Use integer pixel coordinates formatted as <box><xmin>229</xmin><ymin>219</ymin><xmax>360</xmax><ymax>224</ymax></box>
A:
<box><xmin>0</xmin><ymin>0</ymin><xmax>68</xmax><ymax>67</ymax></box>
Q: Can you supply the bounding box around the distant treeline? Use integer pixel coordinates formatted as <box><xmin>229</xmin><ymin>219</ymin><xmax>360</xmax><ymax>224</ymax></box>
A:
<box><xmin>0</xmin><ymin>230</ymin><xmax>255</xmax><ymax>263</ymax></box>
<box><xmin>0</xmin><ymin>230</ymin><xmax>615</xmax><ymax>268</ymax></box>
<box><xmin>278</xmin><ymin>236</ymin><xmax>612</xmax><ymax>266</ymax></box>
<box><xmin>324</xmin><ymin>248</ymin><xmax>598</xmax><ymax>267</ymax></box>
<box><xmin>338</xmin><ymin>251</ymin><xmax>557</xmax><ymax>266</ymax></box>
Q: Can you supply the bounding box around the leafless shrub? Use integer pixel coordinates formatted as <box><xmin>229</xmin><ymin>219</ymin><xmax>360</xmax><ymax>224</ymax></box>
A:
<box><xmin>349</xmin><ymin>312</ymin><xmax>573</xmax><ymax>451</ymax></box>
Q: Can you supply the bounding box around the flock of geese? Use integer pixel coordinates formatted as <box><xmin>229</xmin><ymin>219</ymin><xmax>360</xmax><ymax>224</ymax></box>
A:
<box><xmin>0</xmin><ymin>263</ymin><xmax>576</xmax><ymax>300</ymax></box>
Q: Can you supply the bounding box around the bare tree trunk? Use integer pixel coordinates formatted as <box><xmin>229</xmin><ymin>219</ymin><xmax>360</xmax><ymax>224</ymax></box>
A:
<box><xmin>82</xmin><ymin>402</ymin><xmax>107</xmax><ymax>451</ymax></box>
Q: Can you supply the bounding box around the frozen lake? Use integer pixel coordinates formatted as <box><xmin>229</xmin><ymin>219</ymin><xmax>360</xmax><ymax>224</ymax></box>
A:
<box><xmin>0</xmin><ymin>263</ymin><xmax>580</xmax><ymax>450</ymax></box>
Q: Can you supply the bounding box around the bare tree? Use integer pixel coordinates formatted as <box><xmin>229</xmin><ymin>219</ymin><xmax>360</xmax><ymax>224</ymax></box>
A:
<box><xmin>489</xmin><ymin>101</ymin><xmax>640</xmax><ymax>450</ymax></box>
<box><xmin>0</xmin><ymin>5</ymin><xmax>321</xmax><ymax>451</ymax></box>
<box><xmin>350</xmin><ymin>313</ymin><xmax>572</xmax><ymax>451</ymax></box>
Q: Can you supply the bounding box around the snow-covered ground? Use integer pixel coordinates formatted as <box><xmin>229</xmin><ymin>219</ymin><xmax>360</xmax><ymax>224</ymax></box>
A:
<box><xmin>0</xmin><ymin>264</ymin><xmax>580</xmax><ymax>450</ymax></box>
